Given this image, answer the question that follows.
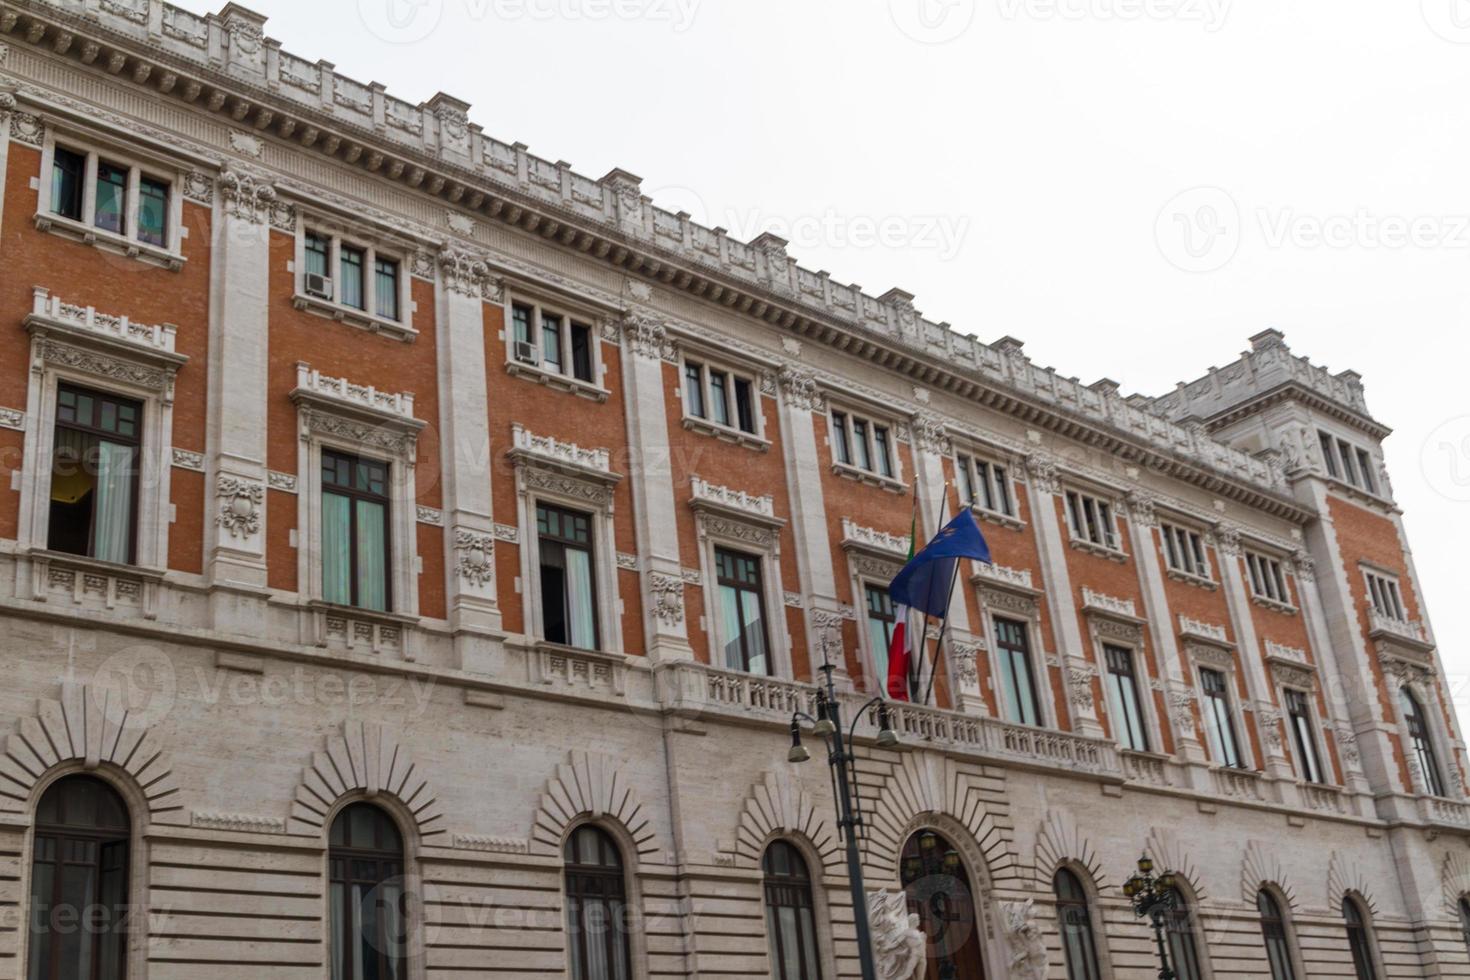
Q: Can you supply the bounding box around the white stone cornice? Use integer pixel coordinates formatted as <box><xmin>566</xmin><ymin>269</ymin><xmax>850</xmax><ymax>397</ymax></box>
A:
<box><xmin>689</xmin><ymin>477</ymin><xmax>783</xmax><ymax>528</ymax></box>
<box><xmin>289</xmin><ymin>363</ymin><xmax>420</xmax><ymax>428</ymax></box>
<box><xmin>839</xmin><ymin>519</ymin><xmax>909</xmax><ymax>559</ymax></box>
<box><xmin>24</xmin><ymin>286</ymin><xmax>183</xmax><ymax>364</ymax></box>
<box><xmin>507</xmin><ymin>424</ymin><xmax>617</xmax><ymax>485</ymax></box>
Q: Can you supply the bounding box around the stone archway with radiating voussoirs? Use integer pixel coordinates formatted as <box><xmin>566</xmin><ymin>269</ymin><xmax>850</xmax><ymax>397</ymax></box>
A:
<box><xmin>0</xmin><ymin>682</ymin><xmax>186</xmax><ymax>825</ymax></box>
<box><xmin>863</xmin><ymin>752</ymin><xmax>1027</xmax><ymax>980</ymax></box>
<box><xmin>287</xmin><ymin>720</ymin><xmax>447</xmax><ymax>842</ymax></box>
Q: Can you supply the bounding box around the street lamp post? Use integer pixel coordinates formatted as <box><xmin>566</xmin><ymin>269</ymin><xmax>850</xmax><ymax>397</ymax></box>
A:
<box><xmin>789</xmin><ymin>650</ymin><xmax>900</xmax><ymax>980</ymax></box>
<box><xmin>1123</xmin><ymin>854</ymin><xmax>1179</xmax><ymax>980</ymax></box>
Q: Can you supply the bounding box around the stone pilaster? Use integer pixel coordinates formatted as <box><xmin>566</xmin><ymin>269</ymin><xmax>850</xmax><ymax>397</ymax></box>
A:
<box><xmin>618</xmin><ymin>310</ymin><xmax>694</xmax><ymax>663</ymax></box>
<box><xmin>774</xmin><ymin>366</ymin><xmax>850</xmax><ymax>688</ymax></box>
<box><xmin>1024</xmin><ymin>451</ymin><xmax>1104</xmax><ymax>737</ymax></box>
<box><xmin>205</xmin><ymin>167</ymin><xmax>275</xmax><ymax>620</ymax></box>
<box><xmin>434</xmin><ymin>248</ymin><xmax>503</xmax><ymax>659</ymax></box>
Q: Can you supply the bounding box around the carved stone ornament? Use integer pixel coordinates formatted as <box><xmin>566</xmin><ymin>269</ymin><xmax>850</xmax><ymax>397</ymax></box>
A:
<box><xmin>1293</xmin><ymin>549</ymin><xmax>1316</xmax><ymax>583</ymax></box>
<box><xmin>301</xmin><ymin>408</ymin><xmax>418</xmax><ymax>458</ymax></box>
<box><xmin>1125</xmin><ymin>489</ymin><xmax>1160</xmax><ymax>528</ymax></box>
<box><xmin>866</xmin><ymin>890</ymin><xmax>925</xmax><ymax>980</ymax></box>
<box><xmin>910</xmin><ymin>413</ymin><xmax>952</xmax><ymax>456</ymax></box>
<box><xmin>1069</xmin><ymin>667</ymin><xmax>1097</xmax><ymax>710</ymax></box>
<box><xmin>1025</xmin><ymin>452</ymin><xmax>1061</xmax><ymax>494</ymax></box>
<box><xmin>10</xmin><ymin>111</ymin><xmax>44</xmax><ymax>147</ymax></box>
<box><xmin>36</xmin><ymin>339</ymin><xmax>171</xmax><ymax>394</ymax></box>
<box><xmin>439</xmin><ymin>248</ymin><xmax>494</xmax><ymax>299</ymax></box>
<box><xmin>181</xmin><ymin>170</ymin><xmax>215</xmax><ymax>205</ymax></box>
<box><xmin>1001</xmin><ymin>898</ymin><xmax>1050</xmax><ymax>980</ymax></box>
<box><xmin>1167</xmin><ymin>688</ymin><xmax>1198</xmax><ymax>735</ymax></box>
<box><xmin>218</xmin><ymin>168</ymin><xmax>278</xmax><ymax>225</ymax></box>
<box><xmin>215</xmin><ymin>477</ymin><xmax>264</xmax><ymax>538</ymax></box>
<box><xmin>1258</xmin><ymin>708</ymin><xmax>1285</xmax><ymax>751</ymax></box>
<box><xmin>649</xmin><ymin>573</ymin><xmax>685</xmax><ymax>627</ymax></box>
<box><xmin>522</xmin><ymin>467</ymin><xmax>613</xmax><ymax>508</ymax></box>
<box><xmin>1213</xmin><ymin>522</ymin><xmax>1243</xmax><ymax>557</ymax></box>
<box><xmin>455</xmin><ymin>530</ymin><xmax>495</xmax><ymax>588</ymax></box>
<box><xmin>777</xmin><ymin>366</ymin><xmax>824</xmax><ymax>412</ymax></box>
<box><xmin>622</xmin><ymin>310</ymin><xmax>673</xmax><ymax>361</ymax></box>
<box><xmin>952</xmin><ymin>642</ymin><xmax>981</xmax><ymax>686</ymax></box>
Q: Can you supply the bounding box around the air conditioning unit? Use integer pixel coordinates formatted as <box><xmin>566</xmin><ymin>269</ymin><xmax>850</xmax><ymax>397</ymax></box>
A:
<box><xmin>304</xmin><ymin>273</ymin><xmax>333</xmax><ymax>300</ymax></box>
<box><xmin>513</xmin><ymin>340</ymin><xmax>539</xmax><ymax>365</ymax></box>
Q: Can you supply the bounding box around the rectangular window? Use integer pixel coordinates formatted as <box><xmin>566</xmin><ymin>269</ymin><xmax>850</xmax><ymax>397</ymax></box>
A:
<box><xmin>716</xmin><ymin>548</ymin><xmax>770</xmax><ymax>675</ymax></box>
<box><xmin>684</xmin><ymin>362</ymin><xmax>706</xmax><ymax>418</ymax></box>
<box><xmin>852</xmin><ymin>419</ymin><xmax>871</xmax><ymax>471</ymax></box>
<box><xmin>734</xmin><ymin>378</ymin><xmax>755</xmax><ymax>435</ymax></box>
<box><xmin>1319</xmin><ymin>431</ymin><xmax>1339</xmax><ymax>478</ymax></box>
<box><xmin>1356</xmin><ymin>449</ymin><xmax>1377</xmax><ymax>494</ymax></box>
<box><xmin>709</xmin><ymin>370</ymin><xmax>730</xmax><ymax>427</ymax></box>
<box><xmin>1065</xmin><ymin>490</ymin><xmax>1118</xmax><ymax>551</ymax></box>
<box><xmin>1160</xmin><ymin>523</ymin><xmax>1210</xmax><ymax>580</ymax></box>
<box><xmin>305</xmin><ymin>233</ymin><xmax>330</xmax><ymax>279</ymax></box>
<box><xmin>50</xmin><ymin>147</ymin><xmax>86</xmax><ymax>221</ymax></box>
<box><xmin>137</xmin><ymin>176</ymin><xmax>169</xmax><ymax>248</ymax></box>
<box><xmin>874</xmin><ymin>426</ymin><xmax>893</xmax><ymax>478</ymax></box>
<box><xmin>866</xmin><ymin>585</ymin><xmax>897</xmax><ymax>686</ymax></box>
<box><xmin>1104</xmin><ymin>645</ymin><xmax>1149</xmax><ymax>751</ymax></box>
<box><xmin>512</xmin><ymin>302</ymin><xmax>534</xmax><ymax>347</ymax></box>
<box><xmin>1201</xmin><ymin>668</ymin><xmax>1245</xmax><ymax>768</ymax></box>
<box><xmin>1365</xmin><ymin>572</ymin><xmax>1405</xmax><ymax>621</ymax></box>
<box><xmin>321</xmin><ymin>450</ymin><xmax>390</xmax><ymax>612</ymax></box>
<box><xmin>994</xmin><ymin>617</ymin><xmax>1041</xmax><ymax>726</ymax></box>
<box><xmin>831</xmin><ymin>412</ymin><xmax>852</xmax><ymax>466</ymax></box>
<box><xmin>48</xmin><ymin>384</ymin><xmax>141</xmax><ymax>565</ymax></box>
<box><xmin>94</xmin><ymin>161</ymin><xmax>127</xmax><ymax>235</ymax></box>
<box><xmin>1285</xmin><ymin>689</ymin><xmax>1323</xmax><ymax>784</ymax></box>
<box><xmin>956</xmin><ymin>454</ymin><xmax>1015</xmax><ymax>517</ymax></box>
<box><xmin>537</xmin><ymin>503</ymin><xmax>599</xmax><ymax>650</ymax></box>
<box><xmin>373</xmin><ymin>258</ymin><xmax>400</xmax><ymax>322</ymax></box>
<box><xmin>339</xmin><ymin>246</ymin><xmax>366</xmax><ymax>310</ymax></box>
<box><xmin>570</xmin><ymin>322</ymin><xmax>594</xmax><ymax>383</ymax></box>
<box><xmin>1338</xmin><ymin>439</ymin><xmax>1358</xmax><ymax>486</ymax></box>
<box><xmin>1246</xmin><ymin>552</ymin><xmax>1291</xmax><ymax>605</ymax></box>
<box><xmin>541</xmin><ymin>312</ymin><xmax>564</xmax><ymax>373</ymax></box>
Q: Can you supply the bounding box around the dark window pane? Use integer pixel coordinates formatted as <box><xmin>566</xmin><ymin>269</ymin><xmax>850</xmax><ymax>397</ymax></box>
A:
<box><xmin>340</xmin><ymin>246</ymin><xmax>366</xmax><ymax>309</ymax></box>
<box><xmin>375</xmin><ymin>258</ymin><xmax>399</xmax><ymax>320</ymax></box>
<box><xmin>51</xmin><ymin>147</ymin><xmax>86</xmax><ymax>221</ymax></box>
<box><xmin>571</xmin><ymin>322</ymin><xmax>594</xmax><ymax>382</ymax></box>
<box><xmin>138</xmin><ymin>176</ymin><xmax>169</xmax><ymax>247</ymax></box>
<box><xmin>94</xmin><ymin>161</ymin><xmax>127</xmax><ymax>234</ymax></box>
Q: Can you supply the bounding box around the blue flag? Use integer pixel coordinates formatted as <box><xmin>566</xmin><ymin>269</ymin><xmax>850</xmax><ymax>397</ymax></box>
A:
<box><xmin>889</xmin><ymin>509</ymin><xmax>992</xmax><ymax>618</ymax></box>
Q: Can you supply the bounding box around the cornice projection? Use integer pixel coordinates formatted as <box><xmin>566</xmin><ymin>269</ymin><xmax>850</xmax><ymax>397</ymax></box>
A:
<box><xmin>2</xmin><ymin>0</ymin><xmax>1309</xmax><ymax>522</ymax></box>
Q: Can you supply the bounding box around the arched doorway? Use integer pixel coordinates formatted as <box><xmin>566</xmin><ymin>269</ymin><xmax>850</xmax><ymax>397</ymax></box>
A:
<box><xmin>900</xmin><ymin>829</ymin><xmax>987</xmax><ymax>980</ymax></box>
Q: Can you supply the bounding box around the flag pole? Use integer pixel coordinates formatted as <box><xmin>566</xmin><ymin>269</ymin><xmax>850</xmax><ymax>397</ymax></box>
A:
<box><xmin>922</xmin><ymin>556</ymin><xmax>965</xmax><ymax>707</ymax></box>
<box><xmin>910</xmin><ymin>480</ymin><xmax>952</xmax><ymax>705</ymax></box>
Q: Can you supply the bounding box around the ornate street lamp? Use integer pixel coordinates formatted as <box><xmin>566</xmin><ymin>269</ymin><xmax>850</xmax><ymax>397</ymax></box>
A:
<box><xmin>789</xmin><ymin>648</ymin><xmax>901</xmax><ymax>980</ymax></box>
<box><xmin>1123</xmin><ymin>854</ymin><xmax>1179</xmax><ymax>980</ymax></box>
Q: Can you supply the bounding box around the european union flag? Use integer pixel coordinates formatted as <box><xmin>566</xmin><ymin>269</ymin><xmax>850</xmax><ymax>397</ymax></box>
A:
<box><xmin>888</xmin><ymin>509</ymin><xmax>992</xmax><ymax>618</ymax></box>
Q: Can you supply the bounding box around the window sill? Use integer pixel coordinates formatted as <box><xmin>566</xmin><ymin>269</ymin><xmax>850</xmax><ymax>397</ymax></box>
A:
<box><xmin>292</xmin><ymin>293</ymin><xmax>417</xmax><ymax>342</ymax></box>
<box><xmin>29</xmin><ymin>548</ymin><xmax>166</xmax><ymax>581</ymax></box>
<box><xmin>1250</xmin><ymin>594</ymin><xmax>1298</xmax><ymax>616</ymax></box>
<box><xmin>34</xmin><ymin>212</ymin><xmax>185</xmax><ymax>271</ymax></box>
<box><xmin>681</xmin><ymin>415</ymin><xmax>771</xmax><ymax>452</ymax></box>
<box><xmin>969</xmin><ymin>505</ymin><xmax>1024</xmax><ymax>531</ymax></box>
<box><xmin>505</xmin><ymin>360</ymin><xmax>610</xmax><ymax>402</ymax></box>
<box><xmin>1166</xmin><ymin>568</ymin><xmax>1217</xmax><ymax>591</ymax></box>
<box><xmin>306</xmin><ymin>599</ymin><xmax>419</xmax><ymax>627</ymax></box>
<box><xmin>1325</xmin><ymin>476</ymin><xmax>1394</xmax><ymax>509</ymax></box>
<box><xmin>831</xmin><ymin>462</ymin><xmax>906</xmax><ymax>494</ymax></box>
<box><xmin>1068</xmin><ymin>537</ymin><xmax>1127</xmax><ymax>563</ymax></box>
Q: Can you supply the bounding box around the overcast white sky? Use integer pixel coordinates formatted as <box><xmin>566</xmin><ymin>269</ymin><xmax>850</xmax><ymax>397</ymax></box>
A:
<box><xmin>195</xmin><ymin>0</ymin><xmax>1470</xmax><ymax>723</ymax></box>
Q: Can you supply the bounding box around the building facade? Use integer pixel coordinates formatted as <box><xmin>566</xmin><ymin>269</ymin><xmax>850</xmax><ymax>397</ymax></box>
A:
<box><xmin>0</xmin><ymin>2</ymin><xmax>1465</xmax><ymax>978</ymax></box>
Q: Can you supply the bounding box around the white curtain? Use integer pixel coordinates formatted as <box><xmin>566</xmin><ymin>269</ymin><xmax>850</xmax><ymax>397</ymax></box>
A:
<box><xmin>92</xmin><ymin>441</ymin><xmax>134</xmax><ymax>564</ymax></box>
<box><xmin>566</xmin><ymin>548</ymin><xmax>596</xmax><ymax>649</ymax></box>
<box><xmin>355</xmin><ymin>500</ymin><xmax>387</xmax><ymax>612</ymax></box>
<box><xmin>322</xmin><ymin>493</ymin><xmax>352</xmax><ymax>606</ymax></box>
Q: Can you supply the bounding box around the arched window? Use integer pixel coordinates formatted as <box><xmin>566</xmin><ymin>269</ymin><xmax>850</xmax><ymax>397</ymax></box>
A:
<box><xmin>1458</xmin><ymin>897</ymin><xmax>1470</xmax><ymax>955</ymax></box>
<box><xmin>1342</xmin><ymin>896</ymin><xmax>1377</xmax><ymax>980</ymax></box>
<box><xmin>1164</xmin><ymin>888</ymin><xmax>1205</xmax><ymax>980</ymax></box>
<box><xmin>1054</xmin><ymin>869</ymin><xmax>1101</xmax><ymax>980</ymax></box>
<box><xmin>900</xmin><ymin>831</ymin><xmax>987</xmax><ymax>979</ymax></box>
<box><xmin>28</xmin><ymin>776</ymin><xmax>131</xmax><ymax>980</ymax></box>
<box><xmin>1257</xmin><ymin>889</ymin><xmax>1297</xmax><ymax>980</ymax></box>
<box><xmin>1401</xmin><ymin>688</ymin><xmax>1447</xmax><ymax>797</ymax></box>
<box><xmin>763</xmin><ymin>841</ymin><xmax>821</xmax><ymax>980</ymax></box>
<box><xmin>328</xmin><ymin>803</ymin><xmax>406</xmax><ymax>980</ymax></box>
<box><xmin>564</xmin><ymin>825</ymin><xmax>631</xmax><ymax>980</ymax></box>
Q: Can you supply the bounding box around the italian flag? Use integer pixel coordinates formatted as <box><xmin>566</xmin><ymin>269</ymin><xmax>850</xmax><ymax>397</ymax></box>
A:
<box><xmin>886</xmin><ymin>501</ymin><xmax>918</xmax><ymax>701</ymax></box>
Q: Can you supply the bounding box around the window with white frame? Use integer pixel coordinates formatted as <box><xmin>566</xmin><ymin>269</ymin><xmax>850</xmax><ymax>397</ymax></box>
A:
<box><xmin>994</xmin><ymin>616</ymin><xmax>1043</xmax><ymax>726</ymax></box>
<box><xmin>1200</xmin><ymin>667</ymin><xmax>1246</xmax><ymax>768</ymax></box>
<box><xmin>1284</xmin><ymin>688</ymin><xmax>1324</xmax><ymax>784</ymax></box>
<box><xmin>1065</xmin><ymin>490</ymin><xmax>1120</xmax><ymax>551</ymax></box>
<box><xmin>715</xmin><ymin>547</ymin><xmax>771</xmax><ymax>675</ymax></box>
<box><xmin>1160</xmin><ymin>523</ymin><xmax>1211</xmax><ymax>581</ymax></box>
<box><xmin>829</xmin><ymin>409</ymin><xmax>896</xmax><ymax>480</ymax></box>
<box><xmin>682</xmin><ymin>358</ymin><xmax>763</xmax><ymax>440</ymax></box>
<box><xmin>299</xmin><ymin>226</ymin><xmax>408</xmax><ymax>327</ymax></box>
<box><xmin>956</xmin><ymin>452</ymin><xmax>1015</xmax><ymax>518</ymax></box>
<box><xmin>509</xmin><ymin>299</ymin><xmax>597</xmax><ymax>386</ymax></box>
<box><xmin>865</xmin><ymin>584</ymin><xmax>899</xmax><ymax>685</ymax></box>
<box><xmin>1318</xmin><ymin>430</ymin><xmax>1379</xmax><ymax>495</ymax></box>
<box><xmin>48</xmin><ymin>384</ymin><xmax>142</xmax><ymax>566</ymax></box>
<box><xmin>1401</xmin><ymin>686</ymin><xmax>1447</xmax><ymax>797</ymax></box>
<box><xmin>1246</xmin><ymin>552</ymin><xmax>1293</xmax><ymax>607</ymax></box>
<box><xmin>1104</xmin><ymin>644</ymin><xmax>1150</xmax><ymax>752</ymax></box>
<box><xmin>537</xmin><ymin>503</ymin><xmax>600</xmax><ymax>650</ymax></box>
<box><xmin>39</xmin><ymin>138</ymin><xmax>182</xmax><ymax>261</ymax></box>
<box><xmin>320</xmin><ymin>449</ymin><xmax>392</xmax><ymax>613</ymax></box>
<box><xmin>1365</xmin><ymin>571</ymin><xmax>1406</xmax><ymax>622</ymax></box>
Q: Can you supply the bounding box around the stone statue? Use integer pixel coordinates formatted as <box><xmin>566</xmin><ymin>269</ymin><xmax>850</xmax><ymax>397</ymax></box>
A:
<box><xmin>1001</xmin><ymin>898</ymin><xmax>1049</xmax><ymax>979</ymax></box>
<box><xmin>867</xmin><ymin>890</ymin><xmax>926</xmax><ymax>980</ymax></box>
